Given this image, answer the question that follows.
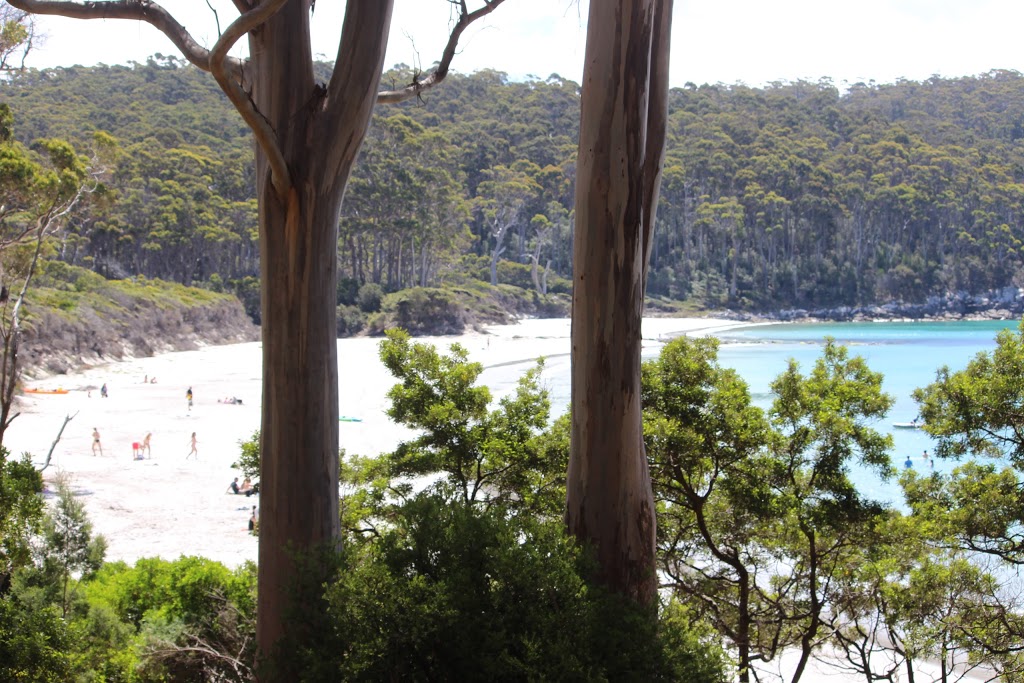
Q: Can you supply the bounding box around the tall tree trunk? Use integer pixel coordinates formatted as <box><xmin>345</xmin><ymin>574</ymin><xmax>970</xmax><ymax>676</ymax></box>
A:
<box><xmin>566</xmin><ymin>0</ymin><xmax>672</xmax><ymax>605</ymax></box>
<box><xmin>250</xmin><ymin>0</ymin><xmax>393</xmax><ymax>671</ymax></box>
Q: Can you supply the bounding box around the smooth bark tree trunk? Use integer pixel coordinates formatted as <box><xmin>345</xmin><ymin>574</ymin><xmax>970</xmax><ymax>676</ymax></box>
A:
<box><xmin>566</xmin><ymin>0</ymin><xmax>672</xmax><ymax>605</ymax></box>
<box><xmin>249</xmin><ymin>0</ymin><xmax>393</xmax><ymax>672</ymax></box>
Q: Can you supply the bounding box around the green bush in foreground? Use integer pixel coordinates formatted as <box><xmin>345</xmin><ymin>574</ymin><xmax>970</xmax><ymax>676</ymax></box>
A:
<box><xmin>269</xmin><ymin>331</ymin><xmax>727</xmax><ymax>681</ymax></box>
<box><xmin>278</xmin><ymin>495</ymin><xmax>726</xmax><ymax>682</ymax></box>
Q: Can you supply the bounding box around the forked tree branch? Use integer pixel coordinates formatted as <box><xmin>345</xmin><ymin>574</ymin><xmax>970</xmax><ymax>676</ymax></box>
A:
<box><xmin>209</xmin><ymin>0</ymin><xmax>291</xmax><ymax>197</ymax></box>
<box><xmin>3</xmin><ymin>0</ymin><xmax>244</xmax><ymax>72</ymax></box>
<box><xmin>376</xmin><ymin>0</ymin><xmax>507</xmax><ymax>105</ymax></box>
<box><xmin>39</xmin><ymin>411</ymin><xmax>78</xmax><ymax>471</ymax></box>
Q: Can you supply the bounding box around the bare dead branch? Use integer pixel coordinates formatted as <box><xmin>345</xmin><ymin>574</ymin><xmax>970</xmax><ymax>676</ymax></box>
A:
<box><xmin>376</xmin><ymin>0</ymin><xmax>507</xmax><ymax>105</ymax></box>
<box><xmin>209</xmin><ymin>0</ymin><xmax>291</xmax><ymax>198</ymax></box>
<box><xmin>3</xmin><ymin>0</ymin><xmax>244</xmax><ymax>72</ymax></box>
<box><xmin>39</xmin><ymin>411</ymin><xmax>78</xmax><ymax>471</ymax></box>
<box><xmin>203</xmin><ymin>0</ymin><xmax>221</xmax><ymax>37</ymax></box>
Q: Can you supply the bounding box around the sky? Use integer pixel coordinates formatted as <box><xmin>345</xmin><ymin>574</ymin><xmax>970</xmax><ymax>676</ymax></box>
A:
<box><xmin>16</xmin><ymin>0</ymin><xmax>1024</xmax><ymax>89</ymax></box>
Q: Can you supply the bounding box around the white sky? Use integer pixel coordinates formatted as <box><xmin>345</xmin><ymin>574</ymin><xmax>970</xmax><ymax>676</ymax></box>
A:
<box><xmin>17</xmin><ymin>0</ymin><xmax>1024</xmax><ymax>89</ymax></box>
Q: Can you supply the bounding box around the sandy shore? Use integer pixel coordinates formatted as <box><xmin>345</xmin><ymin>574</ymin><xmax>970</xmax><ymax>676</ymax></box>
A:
<box><xmin>8</xmin><ymin>317</ymin><xmax>745</xmax><ymax>569</ymax></box>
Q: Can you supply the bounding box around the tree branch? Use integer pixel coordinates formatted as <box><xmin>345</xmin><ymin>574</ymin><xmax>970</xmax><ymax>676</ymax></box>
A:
<box><xmin>3</xmin><ymin>0</ymin><xmax>244</xmax><ymax>72</ymax></box>
<box><xmin>209</xmin><ymin>0</ymin><xmax>291</xmax><ymax>198</ymax></box>
<box><xmin>40</xmin><ymin>411</ymin><xmax>78</xmax><ymax>471</ymax></box>
<box><xmin>203</xmin><ymin>0</ymin><xmax>221</xmax><ymax>37</ymax></box>
<box><xmin>376</xmin><ymin>0</ymin><xmax>507</xmax><ymax>105</ymax></box>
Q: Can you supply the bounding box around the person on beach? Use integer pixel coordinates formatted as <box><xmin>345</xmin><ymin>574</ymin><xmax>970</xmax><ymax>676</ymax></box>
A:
<box><xmin>92</xmin><ymin>428</ymin><xmax>103</xmax><ymax>456</ymax></box>
<box><xmin>228</xmin><ymin>477</ymin><xmax>241</xmax><ymax>494</ymax></box>
<box><xmin>187</xmin><ymin>432</ymin><xmax>198</xmax><ymax>459</ymax></box>
<box><xmin>100</xmin><ymin>383</ymin><xmax>108</xmax><ymax>398</ymax></box>
<box><xmin>239</xmin><ymin>477</ymin><xmax>254</xmax><ymax>495</ymax></box>
<box><xmin>141</xmin><ymin>433</ymin><xmax>151</xmax><ymax>458</ymax></box>
<box><xmin>248</xmin><ymin>505</ymin><xmax>259</xmax><ymax>533</ymax></box>
<box><xmin>186</xmin><ymin>386</ymin><xmax>193</xmax><ymax>411</ymax></box>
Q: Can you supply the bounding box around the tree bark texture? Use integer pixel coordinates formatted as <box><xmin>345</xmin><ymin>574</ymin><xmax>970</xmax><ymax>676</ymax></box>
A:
<box><xmin>249</xmin><ymin>0</ymin><xmax>393</xmax><ymax>668</ymax></box>
<box><xmin>566</xmin><ymin>0</ymin><xmax>672</xmax><ymax>605</ymax></box>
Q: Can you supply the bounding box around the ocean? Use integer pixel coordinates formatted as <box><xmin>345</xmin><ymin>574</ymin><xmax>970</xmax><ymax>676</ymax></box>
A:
<box><xmin>481</xmin><ymin>319</ymin><xmax>1022</xmax><ymax>507</ymax></box>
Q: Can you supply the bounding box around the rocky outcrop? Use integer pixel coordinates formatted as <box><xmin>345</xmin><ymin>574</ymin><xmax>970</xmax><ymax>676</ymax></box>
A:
<box><xmin>20</xmin><ymin>297</ymin><xmax>259</xmax><ymax>378</ymax></box>
<box><xmin>716</xmin><ymin>287</ymin><xmax>1024</xmax><ymax>324</ymax></box>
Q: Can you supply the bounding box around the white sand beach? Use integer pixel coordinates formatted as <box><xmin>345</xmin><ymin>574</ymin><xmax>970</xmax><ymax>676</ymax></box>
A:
<box><xmin>8</xmin><ymin>317</ymin><xmax>744</xmax><ymax>569</ymax></box>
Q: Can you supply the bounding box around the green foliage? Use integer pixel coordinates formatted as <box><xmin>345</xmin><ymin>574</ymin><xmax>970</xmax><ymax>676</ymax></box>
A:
<box><xmin>16</xmin><ymin>475</ymin><xmax>107</xmax><ymax>618</ymax></box>
<box><xmin>0</xmin><ymin>598</ymin><xmax>71</xmax><ymax>682</ymax></box>
<box><xmin>336</xmin><ymin>277</ymin><xmax>359</xmax><ymax>306</ymax></box>
<box><xmin>0</xmin><ymin>448</ymin><xmax>65</xmax><ymax>683</ymax></box>
<box><xmin>0</xmin><ymin>103</ymin><xmax>12</xmax><ymax>143</ymax></box>
<box><xmin>230</xmin><ymin>275</ymin><xmax>261</xmax><ymax>324</ymax></box>
<box><xmin>314</xmin><ymin>492</ymin><xmax>725</xmax><ymax>682</ymax></box>
<box><xmin>356</xmin><ymin>282</ymin><xmax>384</xmax><ymax>313</ymax></box>
<box><xmin>644</xmin><ymin>335</ymin><xmax>895</xmax><ymax>677</ymax></box>
<box><xmin>0</xmin><ymin>450</ymin><xmax>45</xmax><ymax>581</ymax></box>
<box><xmin>336</xmin><ymin>304</ymin><xmax>366</xmax><ymax>337</ymax></box>
<box><xmin>903</xmin><ymin>459</ymin><xmax>1024</xmax><ymax>563</ymax></box>
<box><xmin>84</xmin><ymin>556</ymin><xmax>257</xmax><ymax>682</ymax></box>
<box><xmin>370</xmin><ymin>329</ymin><xmax>558</xmax><ymax>514</ymax></box>
<box><xmin>376</xmin><ymin>287</ymin><xmax>467</xmax><ymax>335</ymax></box>
<box><xmin>915</xmin><ymin>319</ymin><xmax>1024</xmax><ymax>464</ymax></box>
<box><xmin>10</xmin><ymin>66</ymin><xmax>1024</xmax><ymax>312</ymax></box>
<box><xmin>232</xmin><ymin>430</ymin><xmax>260</xmax><ymax>482</ymax></box>
<box><xmin>316</xmin><ymin>334</ymin><xmax>726</xmax><ymax>681</ymax></box>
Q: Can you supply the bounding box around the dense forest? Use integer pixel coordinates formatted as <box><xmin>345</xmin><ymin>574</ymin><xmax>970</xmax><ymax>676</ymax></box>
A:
<box><xmin>6</xmin><ymin>59</ymin><xmax>1024</xmax><ymax>319</ymax></box>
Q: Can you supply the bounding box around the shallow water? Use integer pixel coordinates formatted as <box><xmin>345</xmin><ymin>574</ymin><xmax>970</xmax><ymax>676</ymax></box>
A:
<box><xmin>480</xmin><ymin>319</ymin><xmax>1021</xmax><ymax>507</ymax></box>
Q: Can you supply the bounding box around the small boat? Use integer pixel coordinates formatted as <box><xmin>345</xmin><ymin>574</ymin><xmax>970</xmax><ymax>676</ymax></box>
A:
<box><xmin>24</xmin><ymin>387</ymin><xmax>69</xmax><ymax>395</ymax></box>
<box><xmin>339</xmin><ymin>416</ymin><xmax>363</xmax><ymax>422</ymax></box>
<box><xmin>892</xmin><ymin>421</ymin><xmax>923</xmax><ymax>429</ymax></box>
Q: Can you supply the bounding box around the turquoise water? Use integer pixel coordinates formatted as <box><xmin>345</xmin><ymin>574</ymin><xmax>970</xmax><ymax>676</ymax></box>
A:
<box><xmin>487</xmin><ymin>320</ymin><xmax>1022</xmax><ymax>508</ymax></box>
<box><xmin>713</xmin><ymin>320</ymin><xmax>1020</xmax><ymax>505</ymax></box>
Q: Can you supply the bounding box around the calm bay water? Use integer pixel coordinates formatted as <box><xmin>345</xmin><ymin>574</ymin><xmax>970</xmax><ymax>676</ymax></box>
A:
<box><xmin>485</xmin><ymin>319</ymin><xmax>1022</xmax><ymax>507</ymax></box>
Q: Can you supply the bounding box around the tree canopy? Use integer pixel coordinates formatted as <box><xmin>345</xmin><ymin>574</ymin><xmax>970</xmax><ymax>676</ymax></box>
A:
<box><xmin>8</xmin><ymin>66</ymin><xmax>1024</xmax><ymax>315</ymax></box>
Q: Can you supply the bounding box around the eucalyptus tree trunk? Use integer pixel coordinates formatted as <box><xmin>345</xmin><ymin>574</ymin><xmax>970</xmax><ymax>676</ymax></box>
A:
<box><xmin>248</xmin><ymin>0</ymin><xmax>391</xmax><ymax>664</ymax></box>
<box><xmin>566</xmin><ymin>0</ymin><xmax>672</xmax><ymax>605</ymax></box>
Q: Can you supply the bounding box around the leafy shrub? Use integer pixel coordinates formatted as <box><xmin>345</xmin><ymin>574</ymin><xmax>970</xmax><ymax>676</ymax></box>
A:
<box><xmin>357</xmin><ymin>283</ymin><xmax>384</xmax><ymax>313</ymax></box>
<box><xmin>383</xmin><ymin>287</ymin><xmax>466</xmax><ymax>335</ymax></box>
<box><xmin>336</xmin><ymin>304</ymin><xmax>366</xmax><ymax>337</ymax></box>
<box><xmin>0</xmin><ymin>598</ymin><xmax>72</xmax><ymax>682</ymax></box>
<box><xmin>282</xmin><ymin>497</ymin><xmax>726</xmax><ymax>682</ymax></box>
<box><xmin>232</xmin><ymin>430</ymin><xmax>260</xmax><ymax>483</ymax></box>
<box><xmin>231</xmin><ymin>275</ymin><xmax>261</xmax><ymax>324</ymax></box>
<box><xmin>337</xmin><ymin>277</ymin><xmax>360</xmax><ymax>307</ymax></box>
<box><xmin>495</xmin><ymin>259</ymin><xmax>535</xmax><ymax>289</ymax></box>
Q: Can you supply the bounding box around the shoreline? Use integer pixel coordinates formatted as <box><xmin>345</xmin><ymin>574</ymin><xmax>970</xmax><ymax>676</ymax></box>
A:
<box><xmin>9</xmin><ymin>316</ymin><xmax>745</xmax><ymax>569</ymax></box>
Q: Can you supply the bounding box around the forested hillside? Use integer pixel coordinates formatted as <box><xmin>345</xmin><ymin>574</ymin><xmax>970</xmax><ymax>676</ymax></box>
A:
<box><xmin>6</xmin><ymin>58</ymin><xmax>1024</xmax><ymax>315</ymax></box>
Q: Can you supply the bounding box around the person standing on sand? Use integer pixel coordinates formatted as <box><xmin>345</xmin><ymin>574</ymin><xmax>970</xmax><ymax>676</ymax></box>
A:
<box><xmin>186</xmin><ymin>386</ymin><xmax>193</xmax><ymax>412</ymax></box>
<box><xmin>100</xmin><ymin>383</ymin><xmax>108</xmax><ymax>398</ymax></box>
<box><xmin>141</xmin><ymin>433</ymin><xmax>152</xmax><ymax>458</ymax></box>
<box><xmin>92</xmin><ymin>428</ymin><xmax>103</xmax><ymax>456</ymax></box>
<box><xmin>187</xmin><ymin>432</ymin><xmax>198</xmax><ymax>459</ymax></box>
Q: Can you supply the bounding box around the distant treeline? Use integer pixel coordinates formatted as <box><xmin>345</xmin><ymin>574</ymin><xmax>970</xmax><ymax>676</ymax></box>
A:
<box><xmin>6</xmin><ymin>57</ymin><xmax>1024</xmax><ymax>316</ymax></box>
